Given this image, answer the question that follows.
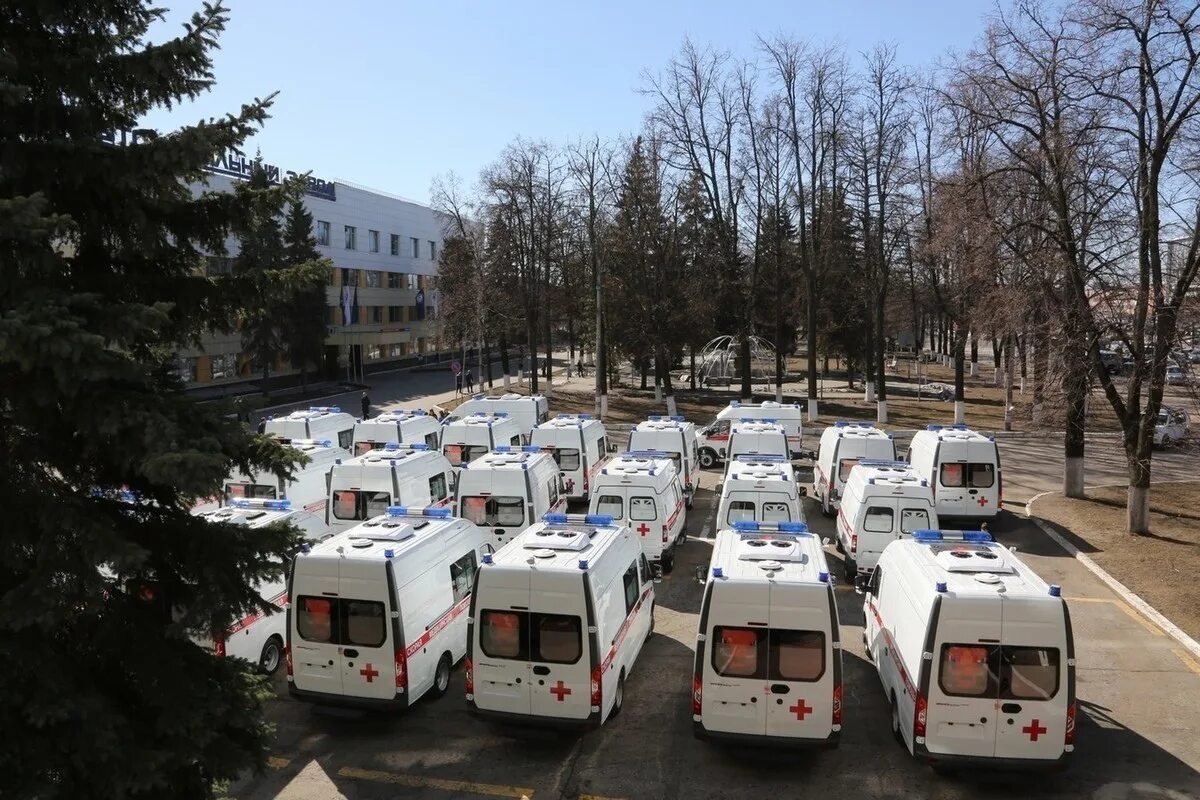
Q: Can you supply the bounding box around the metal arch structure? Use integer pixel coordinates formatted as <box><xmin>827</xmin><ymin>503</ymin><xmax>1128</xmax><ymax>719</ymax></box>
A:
<box><xmin>696</xmin><ymin>335</ymin><xmax>779</xmax><ymax>386</ymax></box>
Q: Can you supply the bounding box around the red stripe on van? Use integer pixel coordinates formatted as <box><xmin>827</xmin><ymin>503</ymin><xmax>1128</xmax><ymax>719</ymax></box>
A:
<box><xmin>404</xmin><ymin>595</ymin><xmax>471</xmax><ymax>659</ymax></box>
<box><xmin>304</xmin><ymin>500</ymin><xmax>326</xmax><ymax>513</ymax></box>
<box><xmin>869</xmin><ymin>601</ymin><xmax>918</xmax><ymax>701</ymax></box>
<box><xmin>601</xmin><ymin>585</ymin><xmax>652</xmax><ymax>673</ymax></box>
<box><xmin>666</xmin><ymin>501</ymin><xmax>683</xmax><ymax>530</ymax></box>
<box><xmin>226</xmin><ymin>590</ymin><xmax>289</xmax><ymax>638</ymax></box>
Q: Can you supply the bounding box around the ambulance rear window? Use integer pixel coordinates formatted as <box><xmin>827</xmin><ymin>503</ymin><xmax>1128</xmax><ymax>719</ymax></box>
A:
<box><xmin>939</xmin><ymin>644</ymin><xmax>995</xmax><ymax>697</ymax></box>
<box><xmin>596</xmin><ymin>495</ymin><xmax>623</xmax><ymax>518</ymax></box>
<box><xmin>940</xmin><ymin>463</ymin><xmax>965</xmax><ymax>488</ymax></box>
<box><xmin>533</xmin><ymin>614</ymin><xmax>582</xmax><ymax>664</ymax></box>
<box><xmin>712</xmin><ymin>626</ymin><xmax>765</xmax><ymax>678</ymax></box>
<box><xmin>344</xmin><ymin>600</ymin><xmax>386</xmax><ymax>647</ymax></box>
<box><xmin>762</xmin><ymin>502</ymin><xmax>791</xmax><ymax>522</ymax></box>
<box><xmin>629</xmin><ymin>497</ymin><xmax>656</xmax><ymax>521</ymax></box>
<box><xmin>332</xmin><ymin>490</ymin><xmax>391</xmax><ymax>521</ymax></box>
<box><xmin>900</xmin><ymin>509</ymin><xmax>930</xmax><ymax>534</ymax></box>
<box><xmin>553</xmin><ymin>448</ymin><xmax>581</xmax><ymax>471</ymax></box>
<box><xmin>297</xmin><ymin>597</ymin><xmax>334</xmax><ymax>643</ymax></box>
<box><xmin>461</xmin><ymin>496</ymin><xmax>525</xmax><ymax>527</ymax></box>
<box><xmin>838</xmin><ymin>458</ymin><xmax>860</xmax><ymax>482</ymax></box>
<box><xmin>354</xmin><ymin>441</ymin><xmax>379</xmax><ymax>456</ymax></box>
<box><xmin>726</xmin><ymin>501</ymin><xmax>755</xmax><ymax>525</ymax></box>
<box><xmin>771</xmin><ymin>630</ymin><xmax>825</xmax><ymax>681</ymax></box>
<box><xmin>296</xmin><ymin>597</ymin><xmax>387</xmax><ymax>648</ymax></box>
<box><xmin>225</xmin><ymin>483</ymin><xmax>277</xmax><ymax>501</ymax></box>
<box><xmin>968</xmin><ymin>463</ymin><xmax>995</xmax><ymax>488</ymax></box>
<box><xmin>1003</xmin><ymin>646</ymin><xmax>1060</xmax><ymax>700</ymax></box>
<box><xmin>480</xmin><ymin>610</ymin><xmax>527</xmax><ymax>659</ymax></box>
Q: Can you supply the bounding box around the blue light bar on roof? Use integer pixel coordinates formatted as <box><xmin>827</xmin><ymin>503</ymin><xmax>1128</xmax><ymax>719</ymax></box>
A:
<box><xmin>542</xmin><ymin>512</ymin><xmax>569</xmax><ymax>524</ymax></box>
<box><xmin>584</xmin><ymin>514</ymin><xmax>614</xmax><ymax>525</ymax></box>
<box><xmin>857</xmin><ymin>459</ymin><xmax>909</xmax><ymax>469</ymax></box>
<box><xmin>520</xmin><ymin>445</ymin><xmax>545</xmax><ymax>453</ymax></box>
<box><xmin>232</xmin><ymin>498</ymin><xmax>292</xmax><ymax>511</ymax></box>
<box><xmin>386</xmin><ymin>505</ymin><xmax>452</xmax><ymax>518</ymax></box>
<box><xmin>913</xmin><ymin>529</ymin><xmax>944</xmax><ymax>542</ymax></box>
<box><xmin>494</xmin><ymin>445</ymin><xmax>512</xmax><ymax>452</ymax></box>
<box><xmin>962</xmin><ymin>531</ymin><xmax>993</xmax><ymax>543</ymax></box>
<box><xmin>623</xmin><ymin>450</ymin><xmax>671</xmax><ymax>460</ymax></box>
<box><xmin>384</xmin><ymin>442</ymin><xmax>401</xmax><ymax>450</ymax></box>
<box><xmin>927</xmin><ymin>424</ymin><xmax>944</xmax><ymax>431</ymax></box>
<box><xmin>732</xmin><ymin>520</ymin><xmax>761</xmax><ymax>531</ymax></box>
<box><xmin>732</xmin><ymin>454</ymin><xmax>787</xmax><ymax>462</ymax></box>
<box><xmin>309</xmin><ymin>406</ymin><xmax>341</xmax><ymax>413</ymax></box>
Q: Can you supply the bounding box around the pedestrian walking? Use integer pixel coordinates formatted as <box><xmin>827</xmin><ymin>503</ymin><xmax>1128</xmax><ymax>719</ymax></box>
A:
<box><xmin>360</xmin><ymin>391</ymin><xmax>371</xmax><ymax>419</ymax></box>
<box><xmin>465</xmin><ymin>369</ymin><xmax>474</xmax><ymax>394</ymax></box>
<box><xmin>577</xmin><ymin>359</ymin><xmax>585</xmax><ymax>378</ymax></box>
<box><xmin>256</xmin><ymin>417</ymin><xmax>266</xmax><ymax>434</ymax></box>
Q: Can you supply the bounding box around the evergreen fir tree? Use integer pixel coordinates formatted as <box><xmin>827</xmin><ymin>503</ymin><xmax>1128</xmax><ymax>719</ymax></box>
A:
<box><xmin>0</xmin><ymin>3</ymin><xmax>313</xmax><ymax>796</ymax></box>
<box><xmin>281</xmin><ymin>201</ymin><xmax>329</xmax><ymax>391</ymax></box>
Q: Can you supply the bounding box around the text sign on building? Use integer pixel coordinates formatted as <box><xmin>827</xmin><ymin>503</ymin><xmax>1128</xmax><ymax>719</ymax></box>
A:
<box><xmin>208</xmin><ymin>151</ymin><xmax>337</xmax><ymax>202</ymax></box>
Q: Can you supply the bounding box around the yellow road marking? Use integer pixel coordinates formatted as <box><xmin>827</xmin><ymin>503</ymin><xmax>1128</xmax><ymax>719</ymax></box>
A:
<box><xmin>1066</xmin><ymin>596</ymin><xmax>1163</xmax><ymax>636</ymax></box>
<box><xmin>1173</xmin><ymin>648</ymin><xmax>1200</xmax><ymax>677</ymax></box>
<box><xmin>337</xmin><ymin>766</ymin><xmax>535</xmax><ymax>798</ymax></box>
<box><xmin>267</xmin><ymin>756</ymin><xmax>292</xmax><ymax>769</ymax></box>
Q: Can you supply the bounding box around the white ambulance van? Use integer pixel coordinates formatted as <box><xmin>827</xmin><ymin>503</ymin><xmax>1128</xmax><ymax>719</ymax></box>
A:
<box><xmin>352</xmin><ymin>410</ymin><xmax>443</xmax><ymax>456</ymax></box>
<box><xmin>530</xmin><ymin>414</ymin><xmax>609</xmax><ymax>502</ymax></box>
<box><xmin>193</xmin><ymin>498</ymin><xmax>330</xmax><ymax>674</ymax></box>
<box><xmin>265</xmin><ymin>406</ymin><xmax>356</xmax><ymax>452</ymax></box>
<box><xmin>861</xmin><ymin>529</ymin><xmax>1076</xmax><ymax>770</ymax></box>
<box><xmin>467</xmin><ymin>513</ymin><xmax>655</xmax><ymax>729</ymax></box>
<box><xmin>836</xmin><ymin>461</ymin><xmax>939</xmax><ymax>581</ymax></box>
<box><xmin>721</xmin><ymin>422</ymin><xmax>791</xmax><ymax>484</ymax></box>
<box><xmin>907</xmin><ymin>425</ymin><xmax>1003</xmax><ymax>522</ymax></box>
<box><xmin>698</xmin><ymin>400</ymin><xmax>806</xmax><ymax>467</ymax></box>
<box><xmin>588</xmin><ymin>453</ymin><xmax>687</xmax><ymax>572</ymax></box>
<box><xmin>627</xmin><ymin>416</ymin><xmax>700</xmax><ymax>508</ymax></box>
<box><xmin>715</xmin><ymin>455</ymin><xmax>806</xmax><ymax>528</ymax></box>
<box><xmin>448</xmin><ymin>393</ymin><xmax>550</xmax><ymax>443</ymax></box>
<box><xmin>813</xmin><ymin>421</ymin><xmax>897</xmax><ymax>516</ymax></box>
<box><xmin>440</xmin><ymin>413</ymin><xmax>524</xmax><ymax>476</ymax></box>
<box><xmin>326</xmin><ymin>444</ymin><xmax>455</xmax><ymax>536</ymax></box>
<box><xmin>455</xmin><ymin>447</ymin><xmax>566</xmax><ymax>547</ymax></box>
<box><xmin>222</xmin><ymin>439</ymin><xmax>344</xmax><ymax>515</ymax></box>
<box><xmin>692</xmin><ymin>520</ymin><xmax>842</xmax><ymax>748</ymax></box>
<box><xmin>287</xmin><ymin>507</ymin><xmax>492</xmax><ymax>710</ymax></box>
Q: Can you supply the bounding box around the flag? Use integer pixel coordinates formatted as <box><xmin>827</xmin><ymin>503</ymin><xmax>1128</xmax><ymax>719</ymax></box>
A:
<box><xmin>415</xmin><ymin>289</ymin><xmax>425</xmax><ymax>321</ymax></box>
<box><xmin>352</xmin><ymin>282</ymin><xmax>359</xmax><ymax>325</ymax></box>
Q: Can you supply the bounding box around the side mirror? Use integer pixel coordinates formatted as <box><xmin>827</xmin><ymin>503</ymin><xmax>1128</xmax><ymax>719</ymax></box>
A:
<box><xmin>854</xmin><ymin>574</ymin><xmax>870</xmax><ymax>595</ymax></box>
<box><xmin>798</xmin><ymin>486</ymin><xmax>807</xmax><ymax>498</ymax></box>
<box><xmin>652</xmin><ymin>564</ymin><xmax>664</xmax><ymax>583</ymax></box>
<box><xmin>821</xmin><ymin>537</ymin><xmax>831</xmax><ymax>546</ymax></box>
<box><xmin>607</xmin><ymin>443</ymin><xmax>619</xmax><ymax>453</ymax></box>
<box><xmin>694</xmin><ymin>565</ymin><xmax>707</xmax><ymax>584</ymax></box>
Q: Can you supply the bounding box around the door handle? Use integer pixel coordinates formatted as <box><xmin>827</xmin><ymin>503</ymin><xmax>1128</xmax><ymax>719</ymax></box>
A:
<box><xmin>1001</xmin><ymin>702</ymin><xmax>1022</xmax><ymax>714</ymax></box>
<box><xmin>343</xmin><ymin>648</ymin><xmax>359</xmax><ymax>658</ymax></box>
<box><xmin>968</xmin><ymin>489</ymin><xmax>979</xmax><ymax>495</ymax></box>
<box><xmin>770</xmin><ymin>684</ymin><xmax>790</xmax><ymax>694</ymax></box>
<box><xmin>495</xmin><ymin>529</ymin><xmax>506</xmax><ymax>537</ymax></box>
<box><xmin>532</xmin><ymin>665</ymin><xmax>551</xmax><ymax>676</ymax></box>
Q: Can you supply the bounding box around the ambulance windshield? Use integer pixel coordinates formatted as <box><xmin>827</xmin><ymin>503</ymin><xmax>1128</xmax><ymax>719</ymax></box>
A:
<box><xmin>461</xmin><ymin>496</ymin><xmax>525</xmax><ymax>527</ymax></box>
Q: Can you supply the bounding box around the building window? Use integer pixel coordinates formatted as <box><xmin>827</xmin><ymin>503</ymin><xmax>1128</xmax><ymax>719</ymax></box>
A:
<box><xmin>406</xmin><ymin>273</ymin><xmax>418</xmax><ymax>290</ymax></box>
<box><xmin>410</xmin><ymin>237</ymin><xmax>419</xmax><ymax>258</ymax></box>
<box><xmin>366</xmin><ymin>270</ymin><xmax>381</xmax><ymax>288</ymax></box>
<box><xmin>341</xmin><ymin>268</ymin><xmax>358</xmax><ymax>287</ymax></box>
<box><xmin>366</xmin><ymin>345</ymin><xmax>382</xmax><ymax>361</ymax></box>
<box><xmin>389</xmin><ymin>343</ymin><xmax>405</xmax><ymax>357</ymax></box>
<box><xmin>387</xmin><ymin>271</ymin><xmax>402</xmax><ymax>289</ymax></box>
<box><xmin>429</xmin><ymin>240</ymin><xmax>437</xmax><ymax>260</ymax></box>
<box><xmin>317</xmin><ymin>220</ymin><xmax>331</xmax><ymax>246</ymax></box>
<box><xmin>369</xmin><ymin>230</ymin><xmax>380</xmax><ymax>253</ymax></box>
<box><xmin>390</xmin><ymin>234</ymin><xmax>400</xmax><ymax>256</ymax></box>
<box><xmin>171</xmin><ymin>356</ymin><xmax>198</xmax><ymax>383</ymax></box>
<box><xmin>211</xmin><ymin>353</ymin><xmax>238</xmax><ymax>381</ymax></box>
<box><xmin>204</xmin><ymin>256</ymin><xmax>233</xmax><ymax>276</ymax></box>
<box><xmin>344</xmin><ymin>225</ymin><xmax>356</xmax><ymax>250</ymax></box>
<box><xmin>389</xmin><ymin>305</ymin><xmax>402</xmax><ymax>322</ymax></box>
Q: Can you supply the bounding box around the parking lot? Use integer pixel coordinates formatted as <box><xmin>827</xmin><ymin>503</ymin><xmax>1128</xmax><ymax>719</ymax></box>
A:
<box><xmin>237</xmin><ymin>460</ymin><xmax>1200</xmax><ymax>800</ymax></box>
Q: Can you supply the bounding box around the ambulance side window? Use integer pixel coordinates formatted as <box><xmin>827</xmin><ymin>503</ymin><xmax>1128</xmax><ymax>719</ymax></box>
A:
<box><xmin>712</xmin><ymin>626</ymin><xmax>765</xmax><ymax>678</ymax></box>
<box><xmin>868</xmin><ymin>565</ymin><xmax>883</xmax><ymax>597</ymax></box>
<box><xmin>338</xmin><ymin>430</ymin><xmax>354</xmax><ymax>450</ymax></box>
<box><xmin>639</xmin><ymin>553</ymin><xmax>651</xmax><ymax>585</ymax></box>
<box><xmin>622</xmin><ymin>562</ymin><xmax>639</xmax><ymax>615</ymax></box>
<box><xmin>449</xmin><ymin>551</ymin><xmax>477</xmax><ymax>604</ymax></box>
<box><xmin>863</xmin><ymin>506</ymin><xmax>894</xmax><ymax>533</ymax></box>
<box><xmin>428</xmin><ymin>473</ymin><xmax>449</xmax><ymax>502</ymax></box>
<box><xmin>548</xmin><ymin>478</ymin><xmax>560</xmax><ymax>507</ymax></box>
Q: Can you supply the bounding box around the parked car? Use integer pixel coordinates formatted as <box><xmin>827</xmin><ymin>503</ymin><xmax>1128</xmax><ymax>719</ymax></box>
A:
<box><xmin>1165</xmin><ymin>365</ymin><xmax>1190</xmax><ymax>386</ymax></box>
<box><xmin>1154</xmin><ymin>407</ymin><xmax>1190</xmax><ymax>447</ymax></box>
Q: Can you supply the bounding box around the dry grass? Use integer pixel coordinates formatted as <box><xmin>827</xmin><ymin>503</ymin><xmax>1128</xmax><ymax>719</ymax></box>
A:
<box><xmin>1032</xmin><ymin>483</ymin><xmax>1200</xmax><ymax>642</ymax></box>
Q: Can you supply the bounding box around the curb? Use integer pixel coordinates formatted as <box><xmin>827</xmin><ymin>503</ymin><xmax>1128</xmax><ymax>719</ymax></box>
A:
<box><xmin>1025</xmin><ymin>490</ymin><xmax>1200</xmax><ymax>661</ymax></box>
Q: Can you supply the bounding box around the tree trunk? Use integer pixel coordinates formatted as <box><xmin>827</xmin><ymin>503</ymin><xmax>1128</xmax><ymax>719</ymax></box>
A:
<box><xmin>875</xmin><ymin>294</ymin><xmax>888</xmax><ymax>423</ymax></box>
<box><xmin>659</xmin><ymin>348</ymin><xmax>677</xmax><ymax>417</ymax></box>
<box><xmin>640</xmin><ymin>360</ymin><xmax>648</xmax><ymax>390</ymax></box>
<box><xmin>954</xmin><ymin>326</ymin><xmax>966</xmax><ymax>424</ymax></box>
<box><xmin>864</xmin><ymin>310</ymin><xmax>875</xmax><ymax>403</ymax></box>
<box><xmin>690</xmin><ymin>349</ymin><xmax>697</xmax><ymax>391</ymax></box>
<box><xmin>1127</xmin><ymin>451</ymin><xmax>1151</xmax><ymax>534</ymax></box>
<box><xmin>484</xmin><ymin>339</ymin><xmax>494</xmax><ymax>389</ymax></box>
<box><xmin>526</xmin><ymin>325</ymin><xmax>538</xmax><ymax>394</ymax></box>
<box><xmin>969</xmin><ymin>331</ymin><xmax>979</xmax><ymax>378</ymax></box>
<box><xmin>807</xmin><ymin>279</ymin><xmax>818</xmax><ymax>421</ymax></box>
<box><xmin>499</xmin><ymin>331</ymin><xmax>512</xmax><ymax>391</ymax></box>
<box><xmin>1063</xmin><ymin>387</ymin><xmax>1086</xmax><ymax>499</ymax></box>
<box><xmin>740</xmin><ymin>336</ymin><xmax>752</xmax><ymax>400</ymax></box>
<box><xmin>1004</xmin><ymin>336</ymin><xmax>1014</xmax><ymax>432</ymax></box>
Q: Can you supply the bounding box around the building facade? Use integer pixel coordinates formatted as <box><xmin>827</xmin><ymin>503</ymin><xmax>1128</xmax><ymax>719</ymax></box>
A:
<box><xmin>176</xmin><ymin>165</ymin><xmax>445</xmax><ymax>387</ymax></box>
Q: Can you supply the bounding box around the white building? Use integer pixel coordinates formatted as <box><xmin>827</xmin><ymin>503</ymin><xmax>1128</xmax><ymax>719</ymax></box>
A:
<box><xmin>176</xmin><ymin>153</ymin><xmax>446</xmax><ymax>387</ymax></box>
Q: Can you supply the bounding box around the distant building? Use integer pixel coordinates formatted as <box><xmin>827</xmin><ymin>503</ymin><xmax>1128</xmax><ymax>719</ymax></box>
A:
<box><xmin>175</xmin><ymin>156</ymin><xmax>446</xmax><ymax>387</ymax></box>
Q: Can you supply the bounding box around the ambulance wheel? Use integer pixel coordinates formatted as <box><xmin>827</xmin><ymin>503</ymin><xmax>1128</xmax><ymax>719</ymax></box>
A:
<box><xmin>431</xmin><ymin>653</ymin><xmax>452</xmax><ymax>699</ymax></box>
<box><xmin>699</xmin><ymin>448</ymin><xmax>717</xmax><ymax>469</ymax></box>
<box><xmin>648</xmin><ymin>604</ymin><xmax>655</xmax><ymax>638</ymax></box>
<box><xmin>663</xmin><ymin>552</ymin><xmax>675</xmax><ymax>574</ymax></box>
<box><xmin>258</xmin><ymin>635</ymin><xmax>283</xmax><ymax>675</ymax></box>
<box><xmin>842</xmin><ymin>557</ymin><xmax>857</xmax><ymax>584</ymax></box>
<box><xmin>890</xmin><ymin>694</ymin><xmax>903</xmax><ymax>744</ymax></box>
<box><xmin>611</xmin><ymin>670</ymin><xmax>626</xmax><ymax>718</ymax></box>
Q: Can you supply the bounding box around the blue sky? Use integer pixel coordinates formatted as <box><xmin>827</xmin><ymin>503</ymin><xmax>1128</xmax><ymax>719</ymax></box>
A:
<box><xmin>145</xmin><ymin>0</ymin><xmax>993</xmax><ymax>204</ymax></box>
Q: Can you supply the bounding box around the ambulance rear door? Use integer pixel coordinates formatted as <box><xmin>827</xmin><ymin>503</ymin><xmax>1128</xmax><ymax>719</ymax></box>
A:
<box><xmin>763</xmin><ymin>582</ymin><xmax>835</xmax><ymax>740</ymax></box>
<box><xmin>702</xmin><ymin>581</ymin><xmax>769</xmax><ymax>736</ymax></box>
<box><xmin>993</xmin><ymin>596</ymin><xmax>1070</xmax><ymax>762</ymax></box>
<box><xmin>927</xmin><ymin>597</ymin><xmax>1000</xmax><ymax>759</ymax></box>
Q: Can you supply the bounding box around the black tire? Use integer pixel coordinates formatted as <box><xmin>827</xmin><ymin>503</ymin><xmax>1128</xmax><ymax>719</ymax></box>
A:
<box><xmin>843</xmin><ymin>556</ymin><xmax>856</xmax><ymax>584</ymax></box>
<box><xmin>890</xmin><ymin>694</ymin><xmax>903</xmax><ymax>745</ymax></box>
<box><xmin>663</xmin><ymin>551</ymin><xmax>675</xmax><ymax>574</ymax></box>
<box><xmin>821</xmin><ymin>498</ymin><xmax>835</xmax><ymax>519</ymax></box>
<box><xmin>258</xmin><ymin>635</ymin><xmax>284</xmax><ymax>675</ymax></box>
<box><xmin>699</xmin><ymin>448</ymin><xmax>717</xmax><ymax>469</ymax></box>
<box><xmin>648</xmin><ymin>604</ymin><xmax>655</xmax><ymax>637</ymax></box>
<box><xmin>675</xmin><ymin>528</ymin><xmax>688</xmax><ymax>547</ymax></box>
<box><xmin>430</xmin><ymin>653</ymin><xmax>452</xmax><ymax>699</ymax></box>
<box><xmin>863</xmin><ymin>631</ymin><xmax>873</xmax><ymax>662</ymax></box>
<box><xmin>610</xmin><ymin>671</ymin><xmax>626</xmax><ymax>718</ymax></box>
